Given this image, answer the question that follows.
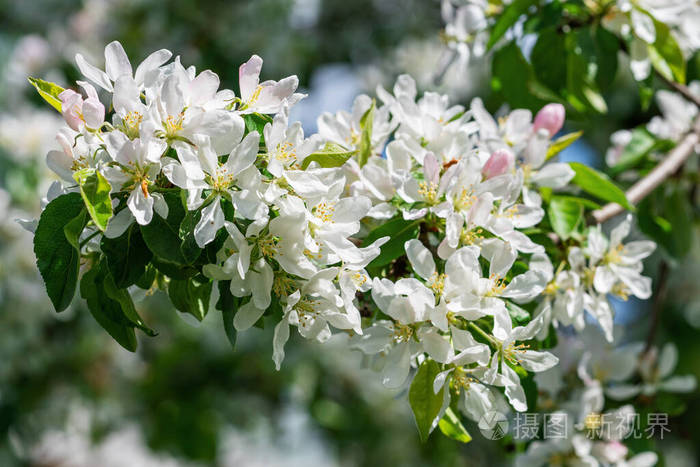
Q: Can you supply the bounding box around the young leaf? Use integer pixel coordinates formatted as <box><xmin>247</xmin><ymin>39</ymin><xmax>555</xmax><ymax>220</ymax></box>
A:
<box><xmin>362</xmin><ymin>217</ymin><xmax>420</xmax><ymax>268</ymax></box>
<box><xmin>438</xmin><ymin>408</ymin><xmax>472</xmax><ymax>444</ymax></box>
<box><xmin>487</xmin><ymin>0</ymin><xmax>536</xmax><ymax>50</ymax></box>
<box><xmin>217</xmin><ymin>281</ymin><xmax>240</xmax><ymax>349</ymax></box>
<box><xmin>102</xmin><ymin>270</ymin><xmax>157</xmax><ymax>336</ymax></box>
<box><xmin>492</xmin><ymin>41</ymin><xmax>547</xmax><ymax>111</ymax></box>
<box><xmin>28</xmin><ymin>77</ymin><xmax>64</xmax><ymax>112</ymax></box>
<box><xmin>568</xmin><ymin>162</ymin><xmax>633</xmax><ymax>210</ymax></box>
<box><xmin>548</xmin><ymin>196</ymin><xmax>584</xmax><ymax>239</ymax></box>
<box><xmin>647</xmin><ymin>17</ymin><xmax>686</xmax><ymax>84</ymax></box>
<box><xmin>80</xmin><ymin>263</ymin><xmax>137</xmax><ymax>351</ymax></box>
<box><xmin>34</xmin><ymin>193</ymin><xmax>86</xmax><ymax>312</ymax></box>
<box><xmin>609</xmin><ymin>128</ymin><xmax>656</xmax><ymax>174</ymax></box>
<box><xmin>357</xmin><ymin>99</ymin><xmax>375</xmax><ymax>167</ymax></box>
<box><xmin>301</xmin><ymin>142</ymin><xmax>355</xmax><ymax>170</ymax></box>
<box><xmin>101</xmin><ymin>224</ymin><xmax>153</xmax><ymax>288</ymax></box>
<box><xmin>546</xmin><ymin>131</ymin><xmax>583</xmax><ymax>160</ymax></box>
<box><xmin>409</xmin><ymin>359</ymin><xmax>445</xmax><ymax>442</ymax></box>
<box><xmin>169</xmin><ymin>276</ymin><xmax>213</xmax><ymax>321</ymax></box>
<box><xmin>73</xmin><ymin>168</ymin><xmax>113</xmax><ymax>231</ymax></box>
<box><xmin>140</xmin><ymin>193</ymin><xmax>187</xmax><ymax>264</ymax></box>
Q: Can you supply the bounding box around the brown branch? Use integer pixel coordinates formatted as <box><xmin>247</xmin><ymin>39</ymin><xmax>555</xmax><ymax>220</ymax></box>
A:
<box><xmin>590</xmin><ymin>115</ymin><xmax>700</xmax><ymax>224</ymax></box>
<box><xmin>655</xmin><ymin>71</ymin><xmax>700</xmax><ymax>108</ymax></box>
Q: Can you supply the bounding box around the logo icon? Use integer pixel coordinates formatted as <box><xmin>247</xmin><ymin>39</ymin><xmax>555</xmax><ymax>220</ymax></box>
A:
<box><xmin>478</xmin><ymin>410</ymin><xmax>509</xmax><ymax>440</ymax></box>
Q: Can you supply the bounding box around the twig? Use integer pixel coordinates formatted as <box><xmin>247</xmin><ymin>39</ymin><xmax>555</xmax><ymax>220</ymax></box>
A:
<box><xmin>655</xmin><ymin>71</ymin><xmax>700</xmax><ymax>108</ymax></box>
<box><xmin>591</xmin><ymin>115</ymin><xmax>700</xmax><ymax>224</ymax></box>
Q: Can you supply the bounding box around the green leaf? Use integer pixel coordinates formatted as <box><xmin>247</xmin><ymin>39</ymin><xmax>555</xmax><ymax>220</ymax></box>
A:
<box><xmin>80</xmin><ymin>262</ymin><xmax>137</xmax><ymax>351</ymax></box>
<box><xmin>362</xmin><ymin>217</ymin><xmax>420</xmax><ymax>268</ymax></box>
<box><xmin>357</xmin><ymin>99</ymin><xmax>375</xmax><ymax>167</ymax></box>
<box><xmin>169</xmin><ymin>276</ymin><xmax>213</xmax><ymax>321</ymax></box>
<box><xmin>73</xmin><ymin>168</ymin><xmax>113</xmax><ymax>231</ymax></box>
<box><xmin>638</xmin><ymin>188</ymin><xmax>692</xmax><ymax>259</ymax></box>
<box><xmin>301</xmin><ymin>142</ymin><xmax>355</xmax><ymax>170</ymax></box>
<box><xmin>548</xmin><ymin>196</ymin><xmax>584</xmax><ymax>239</ymax></box>
<box><xmin>487</xmin><ymin>0</ymin><xmax>536</xmax><ymax>50</ymax></box>
<box><xmin>647</xmin><ymin>17</ymin><xmax>686</xmax><ymax>84</ymax></box>
<box><xmin>101</xmin><ymin>224</ymin><xmax>153</xmax><ymax>288</ymax></box>
<box><xmin>34</xmin><ymin>193</ymin><xmax>86</xmax><ymax>312</ymax></box>
<box><xmin>546</xmin><ymin>131</ymin><xmax>583</xmax><ymax>160</ymax></box>
<box><xmin>409</xmin><ymin>359</ymin><xmax>444</xmax><ymax>442</ymax></box>
<box><xmin>28</xmin><ymin>77</ymin><xmax>64</xmax><ymax>112</ymax></box>
<box><xmin>609</xmin><ymin>128</ymin><xmax>656</xmax><ymax>174</ymax></box>
<box><xmin>179</xmin><ymin>209</ymin><xmax>203</xmax><ymax>264</ymax></box>
<box><xmin>102</xmin><ymin>270</ymin><xmax>156</xmax><ymax>336</ymax></box>
<box><xmin>438</xmin><ymin>408</ymin><xmax>472</xmax><ymax>444</ymax></box>
<box><xmin>565</xmin><ymin>31</ymin><xmax>608</xmax><ymax>113</ymax></box>
<box><xmin>140</xmin><ymin>193</ymin><xmax>187</xmax><ymax>264</ymax></box>
<box><xmin>531</xmin><ymin>28</ymin><xmax>568</xmax><ymax>93</ymax></box>
<box><xmin>217</xmin><ymin>281</ymin><xmax>240</xmax><ymax>350</ymax></box>
<box><xmin>569</xmin><ymin>162</ymin><xmax>633</xmax><ymax>210</ymax></box>
<box><xmin>243</xmin><ymin>112</ymin><xmax>272</xmax><ymax>139</ymax></box>
<box><xmin>506</xmin><ymin>301</ymin><xmax>531</xmax><ymax>326</ymax></box>
<box><xmin>492</xmin><ymin>41</ymin><xmax>547</xmax><ymax>111</ymax></box>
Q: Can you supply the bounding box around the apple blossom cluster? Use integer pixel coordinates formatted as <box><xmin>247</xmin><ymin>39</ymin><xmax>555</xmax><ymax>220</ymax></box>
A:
<box><xmin>36</xmin><ymin>41</ymin><xmax>388</xmax><ymax>362</ymax></box>
<box><xmin>32</xmin><ymin>43</ymin><xmax>659</xmax><ymax>443</ymax></box>
<box><xmin>515</xmin><ymin>328</ymin><xmax>695</xmax><ymax>466</ymax></box>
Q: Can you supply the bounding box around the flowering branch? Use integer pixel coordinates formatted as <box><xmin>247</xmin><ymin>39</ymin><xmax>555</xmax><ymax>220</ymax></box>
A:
<box><xmin>591</xmin><ymin>115</ymin><xmax>700</xmax><ymax>224</ymax></box>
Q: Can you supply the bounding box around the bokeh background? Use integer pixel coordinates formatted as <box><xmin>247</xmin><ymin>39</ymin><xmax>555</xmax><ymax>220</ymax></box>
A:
<box><xmin>0</xmin><ymin>0</ymin><xmax>698</xmax><ymax>465</ymax></box>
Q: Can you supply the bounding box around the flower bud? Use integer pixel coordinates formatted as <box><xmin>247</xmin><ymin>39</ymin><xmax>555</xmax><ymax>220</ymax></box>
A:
<box><xmin>482</xmin><ymin>149</ymin><xmax>514</xmax><ymax>179</ymax></box>
<box><xmin>533</xmin><ymin>103</ymin><xmax>565</xmax><ymax>137</ymax></box>
<box><xmin>58</xmin><ymin>89</ymin><xmax>83</xmax><ymax>131</ymax></box>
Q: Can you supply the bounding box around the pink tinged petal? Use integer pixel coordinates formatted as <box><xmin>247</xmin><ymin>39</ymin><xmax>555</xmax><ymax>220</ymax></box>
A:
<box><xmin>75</xmin><ymin>53</ymin><xmax>112</xmax><ymax>91</ymax></box>
<box><xmin>272</xmin><ymin>318</ymin><xmax>290</xmax><ymax>370</ymax></box>
<box><xmin>104</xmin><ymin>41</ymin><xmax>133</xmax><ymax>81</ymax></box>
<box><xmin>482</xmin><ymin>149</ymin><xmax>515</xmax><ymax>179</ymax></box>
<box><xmin>81</xmin><ymin>98</ymin><xmax>105</xmax><ymax>129</ymax></box>
<box><xmin>382</xmin><ymin>343</ymin><xmax>411</xmax><ymax>388</ymax></box>
<box><xmin>134</xmin><ymin>49</ymin><xmax>172</xmax><ymax>86</ymax></box>
<box><xmin>250</xmin><ymin>76</ymin><xmax>299</xmax><ymax>113</ymax></box>
<box><xmin>423</xmin><ymin>152</ymin><xmax>440</xmax><ymax>184</ymax></box>
<box><xmin>128</xmin><ymin>187</ymin><xmax>155</xmax><ymax>225</ymax></box>
<box><xmin>194</xmin><ymin>199</ymin><xmax>224</xmax><ymax>248</ymax></box>
<box><xmin>239</xmin><ymin>54</ymin><xmax>263</xmax><ymax>101</ymax></box>
<box><xmin>533</xmin><ymin>103</ymin><xmax>565</xmax><ymax>137</ymax></box>
<box><xmin>59</xmin><ymin>90</ymin><xmax>83</xmax><ymax>131</ymax></box>
<box><xmin>233</xmin><ymin>301</ymin><xmax>266</xmax><ymax>331</ymax></box>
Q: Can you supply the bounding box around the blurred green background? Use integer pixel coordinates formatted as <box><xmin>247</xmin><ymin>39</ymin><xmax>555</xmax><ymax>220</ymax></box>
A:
<box><xmin>0</xmin><ymin>1</ymin><xmax>698</xmax><ymax>465</ymax></box>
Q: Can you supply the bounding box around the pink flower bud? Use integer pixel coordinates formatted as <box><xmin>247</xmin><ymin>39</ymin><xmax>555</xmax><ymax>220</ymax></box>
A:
<box><xmin>533</xmin><ymin>103</ymin><xmax>565</xmax><ymax>137</ymax></box>
<box><xmin>59</xmin><ymin>89</ymin><xmax>83</xmax><ymax>131</ymax></box>
<box><xmin>482</xmin><ymin>149</ymin><xmax>514</xmax><ymax>179</ymax></box>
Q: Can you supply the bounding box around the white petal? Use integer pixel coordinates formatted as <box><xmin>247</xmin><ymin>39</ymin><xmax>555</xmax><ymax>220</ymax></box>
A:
<box><xmin>194</xmin><ymin>199</ymin><xmax>224</xmax><ymax>248</ymax></box>
<box><xmin>233</xmin><ymin>300</ymin><xmax>266</xmax><ymax>331</ymax></box>
<box><xmin>272</xmin><ymin>318</ymin><xmax>290</xmax><ymax>370</ymax></box>
<box><xmin>405</xmin><ymin>239</ymin><xmax>436</xmax><ymax>281</ymax></box>
<box><xmin>382</xmin><ymin>343</ymin><xmax>411</xmax><ymax>388</ymax></box>
<box><xmin>104</xmin><ymin>41</ymin><xmax>133</xmax><ymax>81</ymax></box>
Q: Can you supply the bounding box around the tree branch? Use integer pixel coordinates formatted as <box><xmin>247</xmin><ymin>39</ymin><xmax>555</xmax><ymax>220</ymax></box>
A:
<box><xmin>591</xmin><ymin>115</ymin><xmax>700</xmax><ymax>224</ymax></box>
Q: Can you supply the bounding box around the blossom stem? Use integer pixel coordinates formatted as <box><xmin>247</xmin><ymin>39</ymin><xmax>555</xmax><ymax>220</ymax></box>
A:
<box><xmin>467</xmin><ymin>322</ymin><xmax>497</xmax><ymax>347</ymax></box>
